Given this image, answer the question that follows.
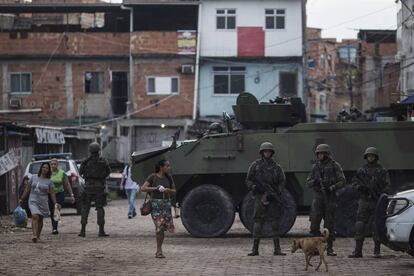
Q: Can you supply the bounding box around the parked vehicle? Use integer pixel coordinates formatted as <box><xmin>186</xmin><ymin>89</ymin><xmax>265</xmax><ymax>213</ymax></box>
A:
<box><xmin>376</xmin><ymin>190</ymin><xmax>414</xmax><ymax>256</ymax></box>
<box><xmin>132</xmin><ymin>93</ymin><xmax>414</xmax><ymax>238</ymax></box>
<box><xmin>24</xmin><ymin>153</ymin><xmax>85</xmax><ymax>214</ymax></box>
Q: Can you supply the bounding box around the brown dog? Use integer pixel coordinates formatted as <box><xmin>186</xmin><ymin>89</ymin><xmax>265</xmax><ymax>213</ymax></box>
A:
<box><xmin>291</xmin><ymin>228</ymin><xmax>329</xmax><ymax>272</ymax></box>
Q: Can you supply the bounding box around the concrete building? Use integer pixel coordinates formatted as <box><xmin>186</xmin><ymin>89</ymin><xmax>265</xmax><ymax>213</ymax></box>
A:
<box><xmin>396</xmin><ymin>0</ymin><xmax>414</xmax><ymax>97</ymax></box>
<box><xmin>198</xmin><ymin>0</ymin><xmax>306</xmax><ymax>118</ymax></box>
<box><xmin>306</xmin><ymin>28</ymin><xmax>359</xmax><ymax>121</ymax></box>
<box><xmin>0</xmin><ymin>1</ymin><xmax>200</xmax><ymax>163</ymax></box>
<box><xmin>357</xmin><ymin>29</ymin><xmax>400</xmax><ymax>111</ymax></box>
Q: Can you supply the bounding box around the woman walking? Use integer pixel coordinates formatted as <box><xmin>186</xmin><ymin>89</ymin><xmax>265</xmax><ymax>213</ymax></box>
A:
<box><xmin>141</xmin><ymin>159</ymin><xmax>176</xmax><ymax>258</ymax></box>
<box><xmin>49</xmin><ymin>159</ymin><xmax>75</xmax><ymax>234</ymax></box>
<box><xmin>20</xmin><ymin>162</ymin><xmax>57</xmax><ymax>243</ymax></box>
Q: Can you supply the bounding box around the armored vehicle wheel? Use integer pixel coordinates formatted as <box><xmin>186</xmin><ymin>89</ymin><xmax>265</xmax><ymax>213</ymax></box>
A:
<box><xmin>181</xmin><ymin>185</ymin><xmax>236</xmax><ymax>238</ymax></box>
<box><xmin>335</xmin><ymin>186</ymin><xmax>358</xmax><ymax>237</ymax></box>
<box><xmin>239</xmin><ymin>189</ymin><xmax>296</xmax><ymax>237</ymax></box>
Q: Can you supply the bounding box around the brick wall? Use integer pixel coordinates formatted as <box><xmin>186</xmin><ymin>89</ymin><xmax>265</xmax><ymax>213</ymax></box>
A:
<box><xmin>5</xmin><ymin>63</ymin><xmax>66</xmax><ymax>121</ymax></box>
<box><xmin>360</xmin><ymin>42</ymin><xmax>397</xmax><ymax>57</ymax></box>
<box><xmin>1</xmin><ymin>61</ymin><xmax>130</xmax><ymax>121</ymax></box>
<box><xmin>0</xmin><ymin>33</ymin><xmax>130</xmax><ymax>57</ymax></box>
<box><xmin>133</xmin><ymin>59</ymin><xmax>194</xmax><ymax>119</ymax></box>
<box><xmin>131</xmin><ymin>32</ymin><xmax>179</xmax><ymax>55</ymax></box>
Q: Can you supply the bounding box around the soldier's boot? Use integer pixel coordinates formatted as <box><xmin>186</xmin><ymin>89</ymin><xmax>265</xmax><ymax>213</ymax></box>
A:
<box><xmin>327</xmin><ymin>241</ymin><xmax>337</xmax><ymax>257</ymax></box>
<box><xmin>373</xmin><ymin>241</ymin><xmax>381</xmax><ymax>258</ymax></box>
<box><xmin>273</xmin><ymin>238</ymin><xmax>286</xmax><ymax>256</ymax></box>
<box><xmin>247</xmin><ymin>239</ymin><xmax>260</xmax><ymax>256</ymax></box>
<box><xmin>98</xmin><ymin>225</ymin><xmax>109</xmax><ymax>237</ymax></box>
<box><xmin>348</xmin><ymin>240</ymin><xmax>363</xmax><ymax>258</ymax></box>
<box><xmin>78</xmin><ymin>224</ymin><xmax>86</xmax><ymax>237</ymax></box>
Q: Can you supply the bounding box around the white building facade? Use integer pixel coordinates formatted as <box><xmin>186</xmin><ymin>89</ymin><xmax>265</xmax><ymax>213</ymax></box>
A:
<box><xmin>198</xmin><ymin>0</ymin><xmax>306</xmax><ymax>117</ymax></box>
<box><xmin>397</xmin><ymin>0</ymin><xmax>414</xmax><ymax>95</ymax></box>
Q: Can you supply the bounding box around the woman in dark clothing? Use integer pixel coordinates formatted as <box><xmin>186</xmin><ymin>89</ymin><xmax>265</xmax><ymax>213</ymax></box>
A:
<box><xmin>141</xmin><ymin>159</ymin><xmax>176</xmax><ymax>258</ymax></box>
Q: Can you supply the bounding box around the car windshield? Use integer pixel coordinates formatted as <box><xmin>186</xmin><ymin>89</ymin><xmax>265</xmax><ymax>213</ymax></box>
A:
<box><xmin>29</xmin><ymin>161</ymin><xmax>70</xmax><ymax>174</ymax></box>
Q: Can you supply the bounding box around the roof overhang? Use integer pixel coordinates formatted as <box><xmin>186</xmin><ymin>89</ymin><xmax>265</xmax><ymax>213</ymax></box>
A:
<box><xmin>123</xmin><ymin>0</ymin><xmax>200</xmax><ymax>5</ymax></box>
<box><xmin>0</xmin><ymin>3</ymin><xmax>125</xmax><ymax>13</ymax></box>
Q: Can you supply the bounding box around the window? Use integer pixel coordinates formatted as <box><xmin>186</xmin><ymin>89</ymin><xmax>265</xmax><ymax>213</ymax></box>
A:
<box><xmin>146</xmin><ymin>77</ymin><xmax>179</xmax><ymax>95</ymax></box>
<box><xmin>265</xmin><ymin>9</ymin><xmax>286</xmax><ymax>30</ymax></box>
<box><xmin>85</xmin><ymin>72</ymin><xmax>104</xmax><ymax>94</ymax></box>
<box><xmin>10</xmin><ymin>73</ymin><xmax>32</xmax><ymax>94</ymax></box>
<box><xmin>216</xmin><ymin>9</ymin><xmax>236</xmax><ymax>30</ymax></box>
<box><xmin>213</xmin><ymin>67</ymin><xmax>245</xmax><ymax>95</ymax></box>
<box><xmin>279</xmin><ymin>72</ymin><xmax>297</xmax><ymax>97</ymax></box>
<box><xmin>120</xmin><ymin>126</ymin><xmax>129</xmax><ymax>137</ymax></box>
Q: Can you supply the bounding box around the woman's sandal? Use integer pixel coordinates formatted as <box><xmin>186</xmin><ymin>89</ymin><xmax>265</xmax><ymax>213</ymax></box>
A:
<box><xmin>155</xmin><ymin>252</ymin><xmax>166</xmax><ymax>258</ymax></box>
<box><xmin>32</xmin><ymin>237</ymin><xmax>37</xmax><ymax>243</ymax></box>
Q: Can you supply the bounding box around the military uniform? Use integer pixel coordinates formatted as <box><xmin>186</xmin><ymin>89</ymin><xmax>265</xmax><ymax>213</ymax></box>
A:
<box><xmin>349</xmin><ymin>147</ymin><xmax>391</xmax><ymax>258</ymax></box>
<box><xmin>307</xmin><ymin>144</ymin><xmax>346</xmax><ymax>256</ymax></box>
<box><xmin>246</xmin><ymin>142</ymin><xmax>286</xmax><ymax>256</ymax></box>
<box><xmin>78</xmin><ymin>142</ymin><xmax>111</xmax><ymax>237</ymax></box>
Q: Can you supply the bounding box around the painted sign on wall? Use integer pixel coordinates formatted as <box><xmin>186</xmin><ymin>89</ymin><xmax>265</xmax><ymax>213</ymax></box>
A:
<box><xmin>177</xmin><ymin>30</ymin><xmax>197</xmax><ymax>55</ymax></box>
<box><xmin>35</xmin><ymin>128</ymin><xmax>65</xmax><ymax>144</ymax></box>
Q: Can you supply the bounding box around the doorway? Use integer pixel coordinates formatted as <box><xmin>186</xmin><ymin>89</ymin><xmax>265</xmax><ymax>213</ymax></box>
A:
<box><xmin>111</xmin><ymin>72</ymin><xmax>128</xmax><ymax>116</ymax></box>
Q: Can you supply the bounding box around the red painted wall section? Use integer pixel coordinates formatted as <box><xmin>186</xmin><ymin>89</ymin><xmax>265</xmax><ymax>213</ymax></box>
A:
<box><xmin>237</xmin><ymin>27</ymin><xmax>265</xmax><ymax>57</ymax></box>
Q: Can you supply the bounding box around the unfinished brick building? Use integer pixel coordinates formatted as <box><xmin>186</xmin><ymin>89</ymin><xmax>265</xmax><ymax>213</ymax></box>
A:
<box><xmin>0</xmin><ymin>0</ymin><xmax>200</xmax><ymax>161</ymax></box>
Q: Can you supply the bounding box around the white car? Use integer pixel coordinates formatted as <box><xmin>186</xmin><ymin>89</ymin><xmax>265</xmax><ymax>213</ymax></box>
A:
<box><xmin>376</xmin><ymin>189</ymin><xmax>414</xmax><ymax>256</ymax></box>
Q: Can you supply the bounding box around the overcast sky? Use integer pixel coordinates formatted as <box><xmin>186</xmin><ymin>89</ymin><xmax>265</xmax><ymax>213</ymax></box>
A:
<box><xmin>307</xmin><ymin>0</ymin><xmax>399</xmax><ymax>40</ymax></box>
<box><xmin>105</xmin><ymin>0</ymin><xmax>400</xmax><ymax>41</ymax></box>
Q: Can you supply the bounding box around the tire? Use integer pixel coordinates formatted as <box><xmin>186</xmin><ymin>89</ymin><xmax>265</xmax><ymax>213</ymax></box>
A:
<box><xmin>335</xmin><ymin>186</ymin><xmax>359</xmax><ymax>237</ymax></box>
<box><xmin>181</xmin><ymin>185</ymin><xmax>236</xmax><ymax>238</ymax></box>
<box><xmin>239</xmin><ymin>189</ymin><xmax>297</xmax><ymax>237</ymax></box>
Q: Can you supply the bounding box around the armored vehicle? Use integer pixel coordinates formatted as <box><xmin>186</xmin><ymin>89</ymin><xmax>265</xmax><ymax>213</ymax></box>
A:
<box><xmin>132</xmin><ymin>93</ymin><xmax>414</xmax><ymax>238</ymax></box>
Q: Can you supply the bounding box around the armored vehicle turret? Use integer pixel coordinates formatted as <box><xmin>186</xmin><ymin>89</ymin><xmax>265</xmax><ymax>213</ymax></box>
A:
<box><xmin>132</xmin><ymin>93</ymin><xmax>414</xmax><ymax>238</ymax></box>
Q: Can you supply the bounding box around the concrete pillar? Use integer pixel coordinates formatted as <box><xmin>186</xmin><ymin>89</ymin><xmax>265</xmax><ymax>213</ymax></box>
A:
<box><xmin>65</xmin><ymin>63</ymin><xmax>74</xmax><ymax>118</ymax></box>
<box><xmin>2</xmin><ymin>64</ymin><xmax>8</xmax><ymax>110</ymax></box>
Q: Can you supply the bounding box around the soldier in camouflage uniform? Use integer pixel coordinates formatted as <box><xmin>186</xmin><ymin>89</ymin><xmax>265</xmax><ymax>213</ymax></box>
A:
<box><xmin>78</xmin><ymin>142</ymin><xmax>111</xmax><ymax>237</ymax></box>
<box><xmin>306</xmin><ymin>144</ymin><xmax>346</xmax><ymax>256</ymax></box>
<box><xmin>246</xmin><ymin>142</ymin><xmax>286</xmax><ymax>256</ymax></box>
<box><xmin>348</xmin><ymin>147</ymin><xmax>391</xmax><ymax>258</ymax></box>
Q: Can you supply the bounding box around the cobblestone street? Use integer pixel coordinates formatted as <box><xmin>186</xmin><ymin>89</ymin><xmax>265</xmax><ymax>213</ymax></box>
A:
<box><xmin>0</xmin><ymin>199</ymin><xmax>413</xmax><ymax>276</ymax></box>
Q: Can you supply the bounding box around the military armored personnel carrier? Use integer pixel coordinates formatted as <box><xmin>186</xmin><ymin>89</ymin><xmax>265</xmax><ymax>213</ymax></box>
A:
<box><xmin>132</xmin><ymin>93</ymin><xmax>414</xmax><ymax>238</ymax></box>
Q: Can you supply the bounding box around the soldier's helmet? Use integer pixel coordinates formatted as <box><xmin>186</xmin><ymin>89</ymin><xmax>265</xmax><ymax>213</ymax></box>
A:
<box><xmin>364</xmin><ymin>147</ymin><xmax>379</xmax><ymax>159</ymax></box>
<box><xmin>208</xmin><ymin>122</ymin><xmax>223</xmax><ymax>134</ymax></box>
<box><xmin>315</xmin><ymin>144</ymin><xmax>331</xmax><ymax>155</ymax></box>
<box><xmin>259</xmin><ymin>142</ymin><xmax>275</xmax><ymax>154</ymax></box>
<box><xmin>88</xmin><ymin>142</ymin><xmax>101</xmax><ymax>154</ymax></box>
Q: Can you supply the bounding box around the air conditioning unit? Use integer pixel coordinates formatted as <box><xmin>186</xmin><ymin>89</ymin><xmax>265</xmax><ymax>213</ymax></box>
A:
<box><xmin>9</xmin><ymin>97</ymin><xmax>22</xmax><ymax>109</ymax></box>
<box><xmin>181</xmin><ymin>64</ymin><xmax>195</xmax><ymax>74</ymax></box>
<box><xmin>395</xmin><ymin>51</ymin><xmax>406</xmax><ymax>62</ymax></box>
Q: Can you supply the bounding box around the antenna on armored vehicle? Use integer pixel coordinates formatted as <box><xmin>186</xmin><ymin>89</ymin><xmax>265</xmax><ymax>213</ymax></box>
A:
<box><xmin>170</xmin><ymin>128</ymin><xmax>180</xmax><ymax>149</ymax></box>
<box><xmin>223</xmin><ymin>111</ymin><xmax>233</xmax><ymax>133</ymax></box>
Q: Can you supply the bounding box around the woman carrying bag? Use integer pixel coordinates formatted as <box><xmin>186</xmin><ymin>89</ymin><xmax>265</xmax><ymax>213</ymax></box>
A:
<box><xmin>19</xmin><ymin>162</ymin><xmax>57</xmax><ymax>243</ymax></box>
<box><xmin>141</xmin><ymin>159</ymin><xmax>176</xmax><ymax>258</ymax></box>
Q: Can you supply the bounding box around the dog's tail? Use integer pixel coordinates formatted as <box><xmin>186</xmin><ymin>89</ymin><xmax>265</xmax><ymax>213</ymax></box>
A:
<box><xmin>322</xmin><ymin>228</ymin><xmax>330</xmax><ymax>242</ymax></box>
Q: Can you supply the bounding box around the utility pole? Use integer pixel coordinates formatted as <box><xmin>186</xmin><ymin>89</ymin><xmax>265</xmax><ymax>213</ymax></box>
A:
<box><xmin>347</xmin><ymin>42</ymin><xmax>354</xmax><ymax>107</ymax></box>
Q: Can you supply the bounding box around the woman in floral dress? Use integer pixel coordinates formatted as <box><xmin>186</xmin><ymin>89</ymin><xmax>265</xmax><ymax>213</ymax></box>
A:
<box><xmin>141</xmin><ymin>159</ymin><xmax>176</xmax><ymax>258</ymax></box>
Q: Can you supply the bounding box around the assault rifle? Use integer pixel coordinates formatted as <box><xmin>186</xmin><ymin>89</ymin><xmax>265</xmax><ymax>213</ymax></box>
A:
<box><xmin>356</xmin><ymin>175</ymin><xmax>381</xmax><ymax>201</ymax></box>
